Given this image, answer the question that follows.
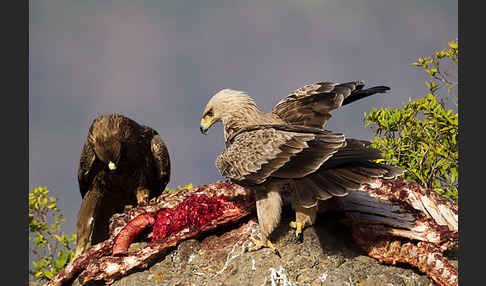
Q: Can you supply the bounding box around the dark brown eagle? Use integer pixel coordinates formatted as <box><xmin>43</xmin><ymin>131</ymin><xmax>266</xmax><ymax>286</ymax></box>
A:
<box><xmin>200</xmin><ymin>81</ymin><xmax>404</xmax><ymax>255</ymax></box>
<box><xmin>75</xmin><ymin>114</ymin><xmax>171</xmax><ymax>257</ymax></box>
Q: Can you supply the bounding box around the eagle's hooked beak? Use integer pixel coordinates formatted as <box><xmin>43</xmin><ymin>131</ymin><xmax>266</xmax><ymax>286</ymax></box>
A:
<box><xmin>108</xmin><ymin>161</ymin><xmax>117</xmax><ymax>170</ymax></box>
<box><xmin>200</xmin><ymin>118</ymin><xmax>213</xmax><ymax>135</ymax></box>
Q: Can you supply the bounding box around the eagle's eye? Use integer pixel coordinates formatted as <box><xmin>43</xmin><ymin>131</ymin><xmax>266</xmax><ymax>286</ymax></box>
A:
<box><xmin>205</xmin><ymin>109</ymin><xmax>213</xmax><ymax>118</ymax></box>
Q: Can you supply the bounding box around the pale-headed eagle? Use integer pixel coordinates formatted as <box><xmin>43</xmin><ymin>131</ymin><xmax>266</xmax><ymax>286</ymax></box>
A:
<box><xmin>200</xmin><ymin>81</ymin><xmax>403</xmax><ymax>255</ymax></box>
<box><xmin>75</xmin><ymin>114</ymin><xmax>171</xmax><ymax>257</ymax></box>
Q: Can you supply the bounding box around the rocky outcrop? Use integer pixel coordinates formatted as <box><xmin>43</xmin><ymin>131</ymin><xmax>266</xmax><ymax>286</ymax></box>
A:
<box><xmin>101</xmin><ymin>212</ymin><xmax>447</xmax><ymax>286</ymax></box>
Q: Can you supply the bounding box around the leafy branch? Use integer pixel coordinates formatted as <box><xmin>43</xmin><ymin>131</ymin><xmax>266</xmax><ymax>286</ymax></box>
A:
<box><xmin>29</xmin><ymin>187</ymin><xmax>76</xmax><ymax>284</ymax></box>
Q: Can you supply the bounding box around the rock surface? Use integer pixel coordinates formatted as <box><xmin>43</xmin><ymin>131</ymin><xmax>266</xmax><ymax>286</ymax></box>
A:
<box><xmin>75</xmin><ymin>207</ymin><xmax>450</xmax><ymax>286</ymax></box>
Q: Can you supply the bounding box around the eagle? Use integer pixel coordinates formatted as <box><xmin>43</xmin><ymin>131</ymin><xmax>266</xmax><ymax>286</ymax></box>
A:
<box><xmin>200</xmin><ymin>81</ymin><xmax>404</xmax><ymax>255</ymax></box>
<box><xmin>75</xmin><ymin>114</ymin><xmax>171</xmax><ymax>257</ymax></box>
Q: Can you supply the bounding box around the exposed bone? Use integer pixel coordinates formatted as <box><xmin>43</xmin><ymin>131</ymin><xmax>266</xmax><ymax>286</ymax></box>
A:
<box><xmin>352</xmin><ymin>230</ymin><xmax>458</xmax><ymax>286</ymax></box>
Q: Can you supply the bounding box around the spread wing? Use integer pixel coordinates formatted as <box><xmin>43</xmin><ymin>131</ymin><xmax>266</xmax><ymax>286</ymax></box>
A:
<box><xmin>77</xmin><ymin>140</ymin><xmax>99</xmax><ymax>198</ymax></box>
<box><xmin>216</xmin><ymin>126</ymin><xmax>346</xmax><ymax>185</ymax></box>
<box><xmin>272</xmin><ymin>81</ymin><xmax>390</xmax><ymax>128</ymax></box>
<box><xmin>150</xmin><ymin>134</ymin><xmax>171</xmax><ymax>191</ymax></box>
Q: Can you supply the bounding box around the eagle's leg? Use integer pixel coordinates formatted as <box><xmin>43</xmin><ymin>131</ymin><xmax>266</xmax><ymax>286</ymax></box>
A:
<box><xmin>135</xmin><ymin>187</ymin><xmax>151</xmax><ymax>205</ymax></box>
<box><xmin>288</xmin><ymin>180</ymin><xmax>319</xmax><ymax>242</ymax></box>
<box><xmin>289</xmin><ymin>204</ymin><xmax>318</xmax><ymax>243</ymax></box>
<box><xmin>247</xmin><ymin>184</ymin><xmax>282</xmax><ymax>257</ymax></box>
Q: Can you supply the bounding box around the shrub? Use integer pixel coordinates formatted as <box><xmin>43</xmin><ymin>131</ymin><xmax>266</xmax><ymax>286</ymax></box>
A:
<box><xmin>29</xmin><ymin>187</ymin><xmax>76</xmax><ymax>284</ymax></box>
<box><xmin>364</xmin><ymin>40</ymin><xmax>458</xmax><ymax>201</ymax></box>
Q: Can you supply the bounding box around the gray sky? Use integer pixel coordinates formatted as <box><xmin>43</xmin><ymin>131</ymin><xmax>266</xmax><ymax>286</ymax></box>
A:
<box><xmin>29</xmin><ymin>0</ymin><xmax>457</xmax><ymax>239</ymax></box>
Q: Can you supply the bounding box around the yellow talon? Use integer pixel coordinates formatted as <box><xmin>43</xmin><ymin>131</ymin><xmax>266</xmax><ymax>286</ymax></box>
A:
<box><xmin>248</xmin><ymin>236</ymin><xmax>264</xmax><ymax>251</ymax></box>
<box><xmin>266</xmin><ymin>240</ymin><xmax>277</xmax><ymax>251</ymax></box>
<box><xmin>136</xmin><ymin>188</ymin><xmax>150</xmax><ymax>205</ymax></box>
<box><xmin>289</xmin><ymin>221</ymin><xmax>304</xmax><ymax>242</ymax></box>
<box><xmin>248</xmin><ymin>237</ymin><xmax>281</xmax><ymax>257</ymax></box>
<box><xmin>289</xmin><ymin>221</ymin><xmax>304</xmax><ymax>236</ymax></box>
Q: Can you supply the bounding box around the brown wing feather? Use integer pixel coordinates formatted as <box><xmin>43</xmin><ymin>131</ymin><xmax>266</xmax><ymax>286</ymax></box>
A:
<box><xmin>216</xmin><ymin>126</ymin><xmax>346</xmax><ymax>185</ymax></box>
<box><xmin>318</xmin><ymin>139</ymin><xmax>382</xmax><ymax>168</ymax></box>
<box><xmin>294</xmin><ymin>177</ymin><xmax>331</xmax><ymax>207</ymax></box>
<box><xmin>306</xmin><ymin>172</ymin><xmax>349</xmax><ymax>197</ymax></box>
<box><xmin>271</xmin><ymin>134</ymin><xmax>345</xmax><ymax>178</ymax></box>
<box><xmin>216</xmin><ymin>128</ymin><xmax>301</xmax><ymax>184</ymax></box>
<box><xmin>78</xmin><ymin>140</ymin><xmax>99</xmax><ymax>198</ymax></box>
<box><xmin>296</xmin><ymin>139</ymin><xmax>405</xmax><ymax>202</ymax></box>
<box><xmin>150</xmin><ymin>134</ymin><xmax>171</xmax><ymax>192</ymax></box>
<box><xmin>272</xmin><ymin>81</ymin><xmax>390</xmax><ymax>128</ymax></box>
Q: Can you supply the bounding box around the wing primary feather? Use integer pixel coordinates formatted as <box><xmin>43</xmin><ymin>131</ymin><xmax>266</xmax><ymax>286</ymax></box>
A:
<box><xmin>271</xmin><ymin>81</ymin><xmax>389</xmax><ymax>128</ymax></box>
<box><xmin>150</xmin><ymin>134</ymin><xmax>171</xmax><ymax>193</ymax></box>
<box><xmin>342</xmin><ymin>85</ymin><xmax>390</xmax><ymax>106</ymax></box>
<box><xmin>309</xmin><ymin>173</ymin><xmax>349</xmax><ymax>197</ymax></box>
<box><xmin>298</xmin><ymin>177</ymin><xmax>334</xmax><ymax>201</ymax></box>
<box><xmin>324</xmin><ymin>169</ymin><xmax>363</xmax><ymax>190</ymax></box>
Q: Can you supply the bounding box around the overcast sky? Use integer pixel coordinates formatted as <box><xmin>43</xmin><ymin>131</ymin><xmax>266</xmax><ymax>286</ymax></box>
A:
<box><xmin>29</xmin><ymin>0</ymin><xmax>457</xmax><ymax>239</ymax></box>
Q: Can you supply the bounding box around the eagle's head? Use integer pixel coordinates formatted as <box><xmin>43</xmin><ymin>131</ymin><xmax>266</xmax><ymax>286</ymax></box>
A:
<box><xmin>200</xmin><ymin>89</ymin><xmax>258</xmax><ymax>135</ymax></box>
<box><xmin>88</xmin><ymin>114</ymin><xmax>129</xmax><ymax>171</ymax></box>
<box><xmin>93</xmin><ymin>139</ymin><xmax>121</xmax><ymax>171</ymax></box>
